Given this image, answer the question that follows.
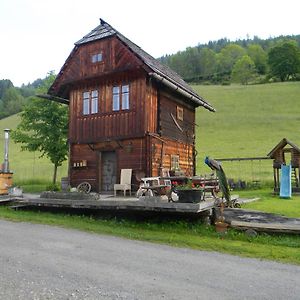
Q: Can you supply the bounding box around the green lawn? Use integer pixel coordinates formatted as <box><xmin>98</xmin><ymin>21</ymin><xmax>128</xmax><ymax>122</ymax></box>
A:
<box><xmin>0</xmin><ymin>114</ymin><xmax>68</xmax><ymax>185</ymax></box>
<box><xmin>238</xmin><ymin>189</ymin><xmax>300</xmax><ymax>218</ymax></box>
<box><xmin>1</xmin><ymin>82</ymin><xmax>299</xmax><ymax>186</ymax></box>
<box><xmin>194</xmin><ymin>82</ymin><xmax>300</xmax><ymax>183</ymax></box>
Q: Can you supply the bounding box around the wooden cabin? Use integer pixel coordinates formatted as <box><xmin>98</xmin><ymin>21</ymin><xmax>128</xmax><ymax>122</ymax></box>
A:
<box><xmin>47</xmin><ymin>19</ymin><xmax>215</xmax><ymax>192</ymax></box>
<box><xmin>267</xmin><ymin>138</ymin><xmax>300</xmax><ymax>193</ymax></box>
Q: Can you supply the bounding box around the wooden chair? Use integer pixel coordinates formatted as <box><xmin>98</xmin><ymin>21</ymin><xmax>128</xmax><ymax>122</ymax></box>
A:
<box><xmin>160</xmin><ymin>168</ymin><xmax>172</xmax><ymax>186</ymax></box>
<box><xmin>114</xmin><ymin>169</ymin><xmax>132</xmax><ymax>196</ymax></box>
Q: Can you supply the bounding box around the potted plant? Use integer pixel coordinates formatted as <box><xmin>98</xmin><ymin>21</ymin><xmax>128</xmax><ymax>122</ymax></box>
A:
<box><xmin>173</xmin><ymin>180</ymin><xmax>204</xmax><ymax>203</ymax></box>
<box><xmin>215</xmin><ymin>202</ymin><xmax>228</xmax><ymax>233</ymax></box>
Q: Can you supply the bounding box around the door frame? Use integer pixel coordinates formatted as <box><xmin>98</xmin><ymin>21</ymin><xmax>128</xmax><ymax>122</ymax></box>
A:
<box><xmin>98</xmin><ymin>150</ymin><xmax>118</xmax><ymax>192</ymax></box>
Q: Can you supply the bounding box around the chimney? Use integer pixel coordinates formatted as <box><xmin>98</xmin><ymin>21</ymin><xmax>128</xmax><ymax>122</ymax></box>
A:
<box><xmin>2</xmin><ymin>129</ymin><xmax>10</xmax><ymax>173</ymax></box>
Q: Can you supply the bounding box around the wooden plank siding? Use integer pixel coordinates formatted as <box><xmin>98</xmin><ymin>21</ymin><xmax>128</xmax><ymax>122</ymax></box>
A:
<box><xmin>70</xmin><ymin>144</ymin><xmax>99</xmax><ymax>190</ymax></box>
<box><xmin>70</xmin><ymin>136</ymin><xmax>194</xmax><ymax>191</ymax></box>
<box><xmin>52</xmin><ymin>36</ymin><xmax>143</xmax><ymax>93</ymax></box>
<box><xmin>144</xmin><ymin>79</ymin><xmax>158</xmax><ymax>133</ymax></box>
<box><xmin>48</xmin><ymin>21</ymin><xmax>214</xmax><ymax>193</ymax></box>
<box><xmin>292</xmin><ymin>149</ymin><xmax>300</xmax><ymax>167</ymax></box>
<box><xmin>69</xmin><ymin>74</ymin><xmax>147</xmax><ymax>143</ymax></box>
<box><xmin>70</xmin><ymin>138</ymin><xmax>147</xmax><ymax>192</ymax></box>
<box><xmin>150</xmin><ymin>136</ymin><xmax>194</xmax><ymax>177</ymax></box>
<box><xmin>159</xmin><ymin>90</ymin><xmax>195</xmax><ymax>144</ymax></box>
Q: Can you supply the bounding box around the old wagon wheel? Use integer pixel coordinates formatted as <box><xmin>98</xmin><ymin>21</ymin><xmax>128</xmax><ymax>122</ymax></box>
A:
<box><xmin>77</xmin><ymin>182</ymin><xmax>91</xmax><ymax>194</ymax></box>
<box><xmin>233</xmin><ymin>202</ymin><xmax>241</xmax><ymax>208</ymax></box>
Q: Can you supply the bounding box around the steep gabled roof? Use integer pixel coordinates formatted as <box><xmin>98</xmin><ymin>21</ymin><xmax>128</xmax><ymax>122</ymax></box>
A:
<box><xmin>267</xmin><ymin>138</ymin><xmax>300</xmax><ymax>158</ymax></box>
<box><xmin>75</xmin><ymin>19</ymin><xmax>116</xmax><ymax>45</ymax></box>
<box><xmin>50</xmin><ymin>19</ymin><xmax>215</xmax><ymax>112</ymax></box>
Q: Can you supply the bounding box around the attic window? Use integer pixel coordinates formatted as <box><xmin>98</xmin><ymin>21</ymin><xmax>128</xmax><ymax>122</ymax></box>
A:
<box><xmin>91</xmin><ymin>52</ymin><xmax>103</xmax><ymax>63</ymax></box>
<box><xmin>177</xmin><ymin>106</ymin><xmax>183</xmax><ymax>121</ymax></box>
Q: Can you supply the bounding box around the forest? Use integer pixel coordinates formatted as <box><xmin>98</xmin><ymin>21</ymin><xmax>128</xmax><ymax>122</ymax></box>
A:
<box><xmin>159</xmin><ymin>34</ymin><xmax>300</xmax><ymax>84</ymax></box>
<box><xmin>0</xmin><ymin>35</ymin><xmax>300</xmax><ymax>120</ymax></box>
<box><xmin>0</xmin><ymin>78</ymin><xmax>43</xmax><ymax>120</ymax></box>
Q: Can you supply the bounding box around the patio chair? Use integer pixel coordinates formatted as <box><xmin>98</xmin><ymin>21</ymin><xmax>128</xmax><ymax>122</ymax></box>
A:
<box><xmin>114</xmin><ymin>169</ymin><xmax>132</xmax><ymax>196</ymax></box>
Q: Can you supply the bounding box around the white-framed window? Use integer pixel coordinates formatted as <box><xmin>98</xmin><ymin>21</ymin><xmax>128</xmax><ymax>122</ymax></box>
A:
<box><xmin>91</xmin><ymin>52</ymin><xmax>103</xmax><ymax>63</ymax></box>
<box><xmin>82</xmin><ymin>90</ymin><xmax>98</xmax><ymax>115</ymax></box>
<box><xmin>112</xmin><ymin>84</ymin><xmax>130</xmax><ymax>111</ymax></box>
<box><xmin>91</xmin><ymin>90</ymin><xmax>98</xmax><ymax>114</ymax></box>
<box><xmin>122</xmin><ymin>85</ymin><xmax>129</xmax><ymax>110</ymax></box>
<box><xmin>83</xmin><ymin>92</ymin><xmax>90</xmax><ymax>115</ymax></box>
<box><xmin>112</xmin><ymin>86</ymin><xmax>120</xmax><ymax>111</ymax></box>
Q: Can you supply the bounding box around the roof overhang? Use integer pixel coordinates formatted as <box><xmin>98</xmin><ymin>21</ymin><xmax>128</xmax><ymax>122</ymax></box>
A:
<box><xmin>149</xmin><ymin>72</ymin><xmax>216</xmax><ymax>112</ymax></box>
<box><xmin>37</xmin><ymin>94</ymin><xmax>69</xmax><ymax>105</ymax></box>
<box><xmin>267</xmin><ymin>138</ymin><xmax>300</xmax><ymax>158</ymax></box>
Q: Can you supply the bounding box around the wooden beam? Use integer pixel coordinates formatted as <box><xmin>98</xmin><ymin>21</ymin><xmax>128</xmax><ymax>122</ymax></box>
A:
<box><xmin>37</xmin><ymin>94</ymin><xmax>69</xmax><ymax>105</ymax></box>
<box><xmin>231</xmin><ymin>220</ymin><xmax>300</xmax><ymax>234</ymax></box>
<box><xmin>215</xmin><ymin>157</ymin><xmax>271</xmax><ymax>162</ymax></box>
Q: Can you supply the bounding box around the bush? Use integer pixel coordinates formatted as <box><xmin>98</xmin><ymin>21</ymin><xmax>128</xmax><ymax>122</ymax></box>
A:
<box><xmin>46</xmin><ymin>183</ymin><xmax>60</xmax><ymax>191</ymax></box>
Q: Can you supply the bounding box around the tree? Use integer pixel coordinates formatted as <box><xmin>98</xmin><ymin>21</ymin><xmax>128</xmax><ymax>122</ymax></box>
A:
<box><xmin>11</xmin><ymin>72</ymin><xmax>69</xmax><ymax>184</ymax></box>
<box><xmin>0</xmin><ymin>87</ymin><xmax>24</xmax><ymax>119</ymax></box>
<box><xmin>0</xmin><ymin>79</ymin><xmax>13</xmax><ymax>99</ymax></box>
<box><xmin>268</xmin><ymin>41</ymin><xmax>300</xmax><ymax>81</ymax></box>
<box><xmin>247</xmin><ymin>44</ymin><xmax>268</xmax><ymax>74</ymax></box>
<box><xmin>231</xmin><ymin>55</ymin><xmax>257</xmax><ymax>84</ymax></box>
<box><xmin>199</xmin><ymin>48</ymin><xmax>217</xmax><ymax>78</ymax></box>
<box><xmin>217</xmin><ymin>44</ymin><xmax>247</xmax><ymax>74</ymax></box>
<box><xmin>183</xmin><ymin>47</ymin><xmax>202</xmax><ymax>79</ymax></box>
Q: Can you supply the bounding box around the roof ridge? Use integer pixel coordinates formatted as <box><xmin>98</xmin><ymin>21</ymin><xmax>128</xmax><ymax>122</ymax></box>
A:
<box><xmin>75</xmin><ymin>18</ymin><xmax>117</xmax><ymax>45</ymax></box>
<box><xmin>59</xmin><ymin>19</ymin><xmax>215</xmax><ymax>111</ymax></box>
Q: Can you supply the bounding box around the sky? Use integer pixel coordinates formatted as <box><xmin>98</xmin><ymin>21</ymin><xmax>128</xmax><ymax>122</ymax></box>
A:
<box><xmin>1</xmin><ymin>0</ymin><xmax>299</xmax><ymax>87</ymax></box>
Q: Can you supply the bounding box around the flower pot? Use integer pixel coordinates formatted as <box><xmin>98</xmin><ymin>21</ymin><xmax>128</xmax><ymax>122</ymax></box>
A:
<box><xmin>176</xmin><ymin>189</ymin><xmax>203</xmax><ymax>203</ymax></box>
<box><xmin>215</xmin><ymin>221</ymin><xmax>228</xmax><ymax>233</ymax></box>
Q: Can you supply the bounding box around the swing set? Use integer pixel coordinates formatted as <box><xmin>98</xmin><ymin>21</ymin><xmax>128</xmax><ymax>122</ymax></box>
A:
<box><xmin>215</xmin><ymin>156</ymin><xmax>270</xmax><ymax>189</ymax></box>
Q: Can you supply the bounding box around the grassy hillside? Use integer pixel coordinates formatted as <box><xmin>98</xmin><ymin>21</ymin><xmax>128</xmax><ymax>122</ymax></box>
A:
<box><xmin>0</xmin><ymin>114</ymin><xmax>68</xmax><ymax>184</ymax></box>
<box><xmin>193</xmin><ymin>82</ymin><xmax>300</xmax><ymax>183</ymax></box>
<box><xmin>0</xmin><ymin>82</ymin><xmax>299</xmax><ymax>186</ymax></box>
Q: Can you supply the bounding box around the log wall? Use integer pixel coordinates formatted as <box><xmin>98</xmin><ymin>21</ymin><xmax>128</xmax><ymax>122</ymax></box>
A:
<box><xmin>69</xmin><ymin>138</ymin><xmax>147</xmax><ymax>192</ymax></box>
<box><xmin>159</xmin><ymin>90</ymin><xmax>195</xmax><ymax>143</ymax></box>
<box><xmin>150</xmin><ymin>136</ymin><xmax>194</xmax><ymax>177</ymax></box>
<box><xmin>69</xmin><ymin>73</ymin><xmax>147</xmax><ymax>143</ymax></box>
<box><xmin>52</xmin><ymin>36</ymin><xmax>142</xmax><ymax>93</ymax></box>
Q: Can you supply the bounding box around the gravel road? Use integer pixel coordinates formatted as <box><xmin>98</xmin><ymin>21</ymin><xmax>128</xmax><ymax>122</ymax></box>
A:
<box><xmin>0</xmin><ymin>219</ymin><xmax>299</xmax><ymax>299</ymax></box>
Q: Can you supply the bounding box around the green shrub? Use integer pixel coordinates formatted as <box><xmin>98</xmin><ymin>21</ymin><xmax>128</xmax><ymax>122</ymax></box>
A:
<box><xmin>45</xmin><ymin>183</ymin><xmax>60</xmax><ymax>192</ymax></box>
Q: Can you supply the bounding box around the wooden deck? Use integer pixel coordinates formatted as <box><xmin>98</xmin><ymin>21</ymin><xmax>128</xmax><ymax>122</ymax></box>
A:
<box><xmin>0</xmin><ymin>196</ymin><xmax>14</xmax><ymax>205</ymax></box>
<box><xmin>12</xmin><ymin>194</ymin><xmax>216</xmax><ymax>214</ymax></box>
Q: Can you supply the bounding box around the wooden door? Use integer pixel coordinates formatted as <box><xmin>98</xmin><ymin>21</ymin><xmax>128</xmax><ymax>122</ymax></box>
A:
<box><xmin>101</xmin><ymin>151</ymin><xmax>117</xmax><ymax>191</ymax></box>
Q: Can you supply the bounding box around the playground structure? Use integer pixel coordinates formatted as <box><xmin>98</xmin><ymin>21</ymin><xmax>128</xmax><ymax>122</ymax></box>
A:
<box><xmin>267</xmin><ymin>138</ymin><xmax>300</xmax><ymax>195</ymax></box>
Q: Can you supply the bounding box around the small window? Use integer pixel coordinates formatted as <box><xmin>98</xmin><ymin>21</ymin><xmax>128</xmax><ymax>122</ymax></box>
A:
<box><xmin>177</xmin><ymin>106</ymin><xmax>183</xmax><ymax>121</ymax></box>
<box><xmin>112</xmin><ymin>86</ymin><xmax>120</xmax><ymax>111</ymax></box>
<box><xmin>171</xmin><ymin>155</ymin><xmax>180</xmax><ymax>170</ymax></box>
<box><xmin>121</xmin><ymin>85</ymin><xmax>129</xmax><ymax>110</ymax></box>
<box><xmin>92</xmin><ymin>52</ymin><xmax>103</xmax><ymax>63</ymax></box>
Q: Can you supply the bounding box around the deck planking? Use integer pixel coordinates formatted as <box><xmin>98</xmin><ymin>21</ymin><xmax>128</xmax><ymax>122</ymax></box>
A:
<box><xmin>224</xmin><ymin>208</ymin><xmax>300</xmax><ymax>234</ymax></box>
<box><xmin>13</xmin><ymin>197</ymin><xmax>216</xmax><ymax>214</ymax></box>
